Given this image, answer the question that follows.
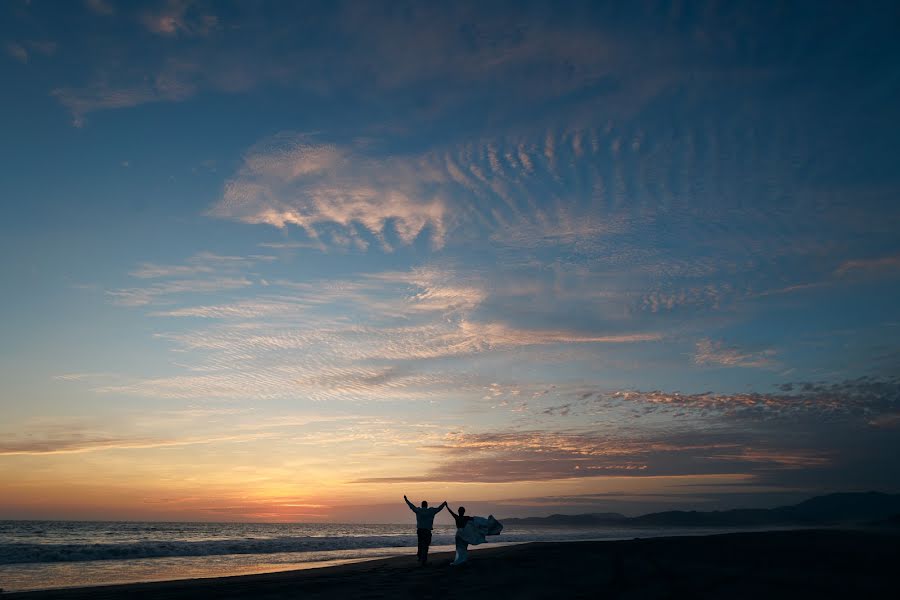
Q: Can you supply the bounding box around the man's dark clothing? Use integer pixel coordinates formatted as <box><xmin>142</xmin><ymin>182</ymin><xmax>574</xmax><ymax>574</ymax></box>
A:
<box><xmin>416</xmin><ymin>528</ymin><xmax>432</xmax><ymax>563</ymax></box>
<box><xmin>405</xmin><ymin>498</ymin><xmax>445</xmax><ymax>564</ymax></box>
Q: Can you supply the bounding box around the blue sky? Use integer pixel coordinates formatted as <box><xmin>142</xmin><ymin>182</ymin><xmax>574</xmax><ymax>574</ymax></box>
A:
<box><xmin>1</xmin><ymin>0</ymin><xmax>899</xmax><ymax>522</ymax></box>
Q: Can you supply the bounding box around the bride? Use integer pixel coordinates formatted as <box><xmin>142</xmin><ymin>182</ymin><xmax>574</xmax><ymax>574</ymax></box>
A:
<box><xmin>447</xmin><ymin>505</ymin><xmax>503</xmax><ymax>565</ymax></box>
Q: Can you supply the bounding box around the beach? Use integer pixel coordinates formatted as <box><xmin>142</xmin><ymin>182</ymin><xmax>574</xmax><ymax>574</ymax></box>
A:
<box><xmin>5</xmin><ymin>529</ymin><xmax>898</xmax><ymax>599</ymax></box>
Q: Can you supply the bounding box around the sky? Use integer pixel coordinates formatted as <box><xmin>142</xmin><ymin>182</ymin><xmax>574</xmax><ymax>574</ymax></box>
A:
<box><xmin>1</xmin><ymin>0</ymin><xmax>899</xmax><ymax>523</ymax></box>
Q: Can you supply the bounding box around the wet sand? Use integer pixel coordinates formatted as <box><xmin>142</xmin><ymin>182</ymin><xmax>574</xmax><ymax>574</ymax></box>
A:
<box><xmin>6</xmin><ymin>529</ymin><xmax>899</xmax><ymax>599</ymax></box>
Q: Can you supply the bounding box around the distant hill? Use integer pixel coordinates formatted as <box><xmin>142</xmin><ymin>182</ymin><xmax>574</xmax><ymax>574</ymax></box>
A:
<box><xmin>502</xmin><ymin>512</ymin><xmax>627</xmax><ymax>526</ymax></box>
<box><xmin>868</xmin><ymin>513</ymin><xmax>900</xmax><ymax>528</ymax></box>
<box><xmin>503</xmin><ymin>492</ymin><xmax>900</xmax><ymax>528</ymax></box>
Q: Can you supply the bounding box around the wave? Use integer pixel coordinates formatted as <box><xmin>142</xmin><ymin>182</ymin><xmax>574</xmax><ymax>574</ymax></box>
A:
<box><xmin>0</xmin><ymin>528</ymin><xmax>625</xmax><ymax>565</ymax></box>
<box><xmin>0</xmin><ymin>534</ymin><xmax>434</xmax><ymax>565</ymax></box>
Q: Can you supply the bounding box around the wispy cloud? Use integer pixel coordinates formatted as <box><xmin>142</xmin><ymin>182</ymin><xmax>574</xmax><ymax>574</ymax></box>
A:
<box><xmin>150</xmin><ymin>297</ymin><xmax>307</xmax><ymax>319</ymax></box>
<box><xmin>0</xmin><ymin>431</ymin><xmax>272</xmax><ymax>456</ymax></box>
<box><xmin>95</xmin><ymin>315</ymin><xmax>657</xmax><ymax>401</ymax></box>
<box><xmin>130</xmin><ymin>252</ymin><xmax>272</xmax><ymax>279</ymax></box>
<box><xmin>140</xmin><ymin>0</ymin><xmax>218</xmax><ymax>37</ymax></box>
<box><xmin>107</xmin><ymin>252</ymin><xmax>272</xmax><ymax>306</ymax></box>
<box><xmin>5</xmin><ymin>38</ymin><xmax>57</xmax><ymax>64</ymax></box>
<box><xmin>363</xmin><ymin>267</ymin><xmax>486</xmax><ymax>314</ymax></box>
<box><xmin>210</xmin><ymin>128</ymin><xmax>641</xmax><ymax>252</ymax></box>
<box><xmin>835</xmin><ymin>254</ymin><xmax>900</xmax><ymax>277</ymax></box>
<box><xmin>85</xmin><ymin>0</ymin><xmax>114</xmax><ymax>16</ymax></box>
<box><xmin>706</xmin><ymin>448</ymin><xmax>830</xmax><ymax>470</ymax></box>
<box><xmin>210</xmin><ymin>134</ymin><xmax>450</xmax><ymax>250</ymax></box>
<box><xmin>5</xmin><ymin>41</ymin><xmax>28</xmax><ymax>63</ymax></box>
<box><xmin>95</xmin><ymin>365</ymin><xmax>452</xmax><ymax>402</ymax></box>
<box><xmin>50</xmin><ymin>2</ymin><xmax>686</xmax><ymax>128</ymax></box>
<box><xmin>694</xmin><ymin>338</ymin><xmax>777</xmax><ymax>369</ymax></box>
<box><xmin>354</xmin><ymin>430</ymin><xmax>815</xmax><ymax>483</ymax></box>
<box><xmin>27</xmin><ymin>39</ymin><xmax>57</xmax><ymax>56</ymax></box>
<box><xmin>94</xmin><ymin>258</ymin><xmax>661</xmax><ymax>402</ymax></box>
<box><xmin>257</xmin><ymin>241</ymin><xmax>323</xmax><ymax>251</ymax></box>
<box><xmin>641</xmin><ymin>283</ymin><xmax>739</xmax><ymax>313</ymax></box>
<box><xmin>107</xmin><ymin>276</ymin><xmax>253</xmax><ymax>306</ymax></box>
<box><xmin>53</xmin><ymin>71</ymin><xmax>196</xmax><ymax>127</ymax></box>
<box><xmin>52</xmin><ymin>372</ymin><xmax>116</xmax><ymax>382</ymax></box>
<box><xmin>567</xmin><ymin>377</ymin><xmax>900</xmax><ymax>421</ymax></box>
<box><xmin>868</xmin><ymin>413</ymin><xmax>900</xmax><ymax>429</ymax></box>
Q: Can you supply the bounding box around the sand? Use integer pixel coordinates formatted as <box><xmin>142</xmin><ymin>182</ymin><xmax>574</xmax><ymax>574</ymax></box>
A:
<box><xmin>5</xmin><ymin>529</ymin><xmax>899</xmax><ymax>599</ymax></box>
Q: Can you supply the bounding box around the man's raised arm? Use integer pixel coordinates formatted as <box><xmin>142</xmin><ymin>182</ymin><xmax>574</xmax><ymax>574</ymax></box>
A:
<box><xmin>403</xmin><ymin>495</ymin><xmax>416</xmax><ymax>511</ymax></box>
<box><xmin>436</xmin><ymin>501</ymin><xmax>448</xmax><ymax>513</ymax></box>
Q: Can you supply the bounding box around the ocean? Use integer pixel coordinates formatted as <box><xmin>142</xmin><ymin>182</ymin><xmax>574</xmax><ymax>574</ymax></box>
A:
<box><xmin>0</xmin><ymin>520</ymin><xmax>761</xmax><ymax>592</ymax></box>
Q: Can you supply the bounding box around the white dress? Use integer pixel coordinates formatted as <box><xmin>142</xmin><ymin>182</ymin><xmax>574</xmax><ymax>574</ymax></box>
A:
<box><xmin>452</xmin><ymin>516</ymin><xmax>503</xmax><ymax>565</ymax></box>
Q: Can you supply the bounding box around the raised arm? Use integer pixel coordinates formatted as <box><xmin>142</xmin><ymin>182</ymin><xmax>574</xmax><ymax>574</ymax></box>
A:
<box><xmin>435</xmin><ymin>501</ymin><xmax>448</xmax><ymax>513</ymax></box>
<box><xmin>404</xmin><ymin>495</ymin><xmax>416</xmax><ymax>511</ymax></box>
<box><xmin>446</xmin><ymin>504</ymin><xmax>458</xmax><ymax>518</ymax></box>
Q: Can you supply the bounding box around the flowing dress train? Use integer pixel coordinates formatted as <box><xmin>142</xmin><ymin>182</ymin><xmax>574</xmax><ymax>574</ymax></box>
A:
<box><xmin>451</xmin><ymin>516</ymin><xmax>503</xmax><ymax>565</ymax></box>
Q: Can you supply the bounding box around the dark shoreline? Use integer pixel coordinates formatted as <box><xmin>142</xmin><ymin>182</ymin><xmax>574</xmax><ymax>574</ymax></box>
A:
<box><xmin>5</xmin><ymin>529</ymin><xmax>899</xmax><ymax>599</ymax></box>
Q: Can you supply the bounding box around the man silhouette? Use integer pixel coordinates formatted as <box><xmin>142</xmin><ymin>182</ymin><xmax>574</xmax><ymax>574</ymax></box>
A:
<box><xmin>404</xmin><ymin>495</ymin><xmax>447</xmax><ymax>565</ymax></box>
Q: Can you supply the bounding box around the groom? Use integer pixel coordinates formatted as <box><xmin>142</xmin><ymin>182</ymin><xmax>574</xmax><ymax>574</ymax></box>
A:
<box><xmin>404</xmin><ymin>495</ymin><xmax>447</xmax><ymax>565</ymax></box>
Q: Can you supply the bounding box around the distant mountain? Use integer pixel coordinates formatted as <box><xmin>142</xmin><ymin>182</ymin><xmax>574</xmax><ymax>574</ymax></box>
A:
<box><xmin>503</xmin><ymin>492</ymin><xmax>900</xmax><ymax>528</ymax></box>
<box><xmin>868</xmin><ymin>514</ymin><xmax>900</xmax><ymax>528</ymax></box>
<box><xmin>502</xmin><ymin>512</ymin><xmax>627</xmax><ymax>526</ymax></box>
<box><xmin>783</xmin><ymin>491</ymin><xmax>900</xmax><ymax>522</ymax></box>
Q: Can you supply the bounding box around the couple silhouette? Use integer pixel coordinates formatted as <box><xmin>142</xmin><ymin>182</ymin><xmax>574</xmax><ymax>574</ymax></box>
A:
<box><xmin>404</xmin><ymin>495</ymin><xmax>502</xmax><ymax>566</ymax></box>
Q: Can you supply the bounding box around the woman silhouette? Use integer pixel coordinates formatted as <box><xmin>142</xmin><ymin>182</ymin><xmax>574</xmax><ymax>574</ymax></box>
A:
<box><xmin>447</xmin><ymin>504</ymin><xmax>474</xmax><ymax>565</ymax></box>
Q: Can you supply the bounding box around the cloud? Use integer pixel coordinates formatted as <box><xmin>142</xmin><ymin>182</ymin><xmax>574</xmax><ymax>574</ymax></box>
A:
<box><xmin>288</xmin><ymin>367</ymin><xmax>451</xmax><ymax>403</ymax></box>
<box><xmin>353</xmin><ymin>430</ymin><xmax>816</xmax><ymax>483</ymax></box>
<box><xmin>450</xmin><ymin>321</ymin><xmax>660</xmax><ymax>352</ymax></box>
<box><xmin>210</xmin><ymin>127</ymin><xmax>643</xmax><ymax>252</ymax></box>
<box><xmin>53</xmin><ymin>65</ymin><xmax>198</xmax><ymax>127</ymax></box>
<box><xmin>694</xmin><ymin>338</ymin><xmax>777</xmax><ymax>369</ymax></box>
<box><xmin>85</xmin><ymin>0</ymin><xmax>114</xmax><ymax>15</ymax></box>
<box><xmin>5</xmin><ymin>39</ymin><xmax>56</xmax><ymax>63</ymax></box>
<box><xmin>150</xmin><ymin>297</ymin><xmax>307</xmax><ymax>319</ymax></box>
<box><xmin>140</xmin><ymin>1</ymin><xmax>219</xmax><ymax>37</ymax></box>
<box><xmin>210</xmin><ymin>134</ymin><xmax>450</xmax><ymax>250</ymax></box>
<box><xmin>94</xmin><ymin>258</ymin><xmax>660</xmax><ymax>401</ymax></box>
<box><xmin>108</xmin><ymin>252</ymin><xmax>271</xmax><ymax>306</ymax></box>
<box><xmin>835</xmin><ymin>254</ymin><xmax>900</xmax><ymax>277</ymax></box>
<box><xmin>27</xmin><ymin>40</ymin><xmax>57</xmax><ymax>56</ymax></box>
<box><xmin>354</xmin><ymin>377</ymin><xmax>900</xmax><ymax>486</ymax></box>
<box><xmin>0</xmin><ymin>431</ymin><xmax>271</xmax><ymax>456</ymax></box>
<box><xmin>95</xmin><ymin>364</ymin><xmax>451</xmax><ymax>402</ymax></box>
<box><xmin>348</xmin><ymin>374</ymin><xmax>899</xmax><ymax>486</ymax></box>
<box><xmin>257</xmin><ymin>241</ymin><xmax>324</xmax><ymax>251</ymax></box>
<box><xmin>868</xmin><ymin>413</ymin><xmax>900</xmax><ymax>429</ymax></box>
<box><xmin>5</xmin><ymin>41</ymin><xmax>28</xmax><ymax>63</ymax></box>
<box><xmin>52</xmin><ymin>372</ymin><xmax>116</xmax><ymax>382</ymax></box>
<box><xmin>95</xmin><ymin>314</ymin><xmax>657</xmax><ymax>401</ymax></box>
<box><xmin>705</xmin><ymin>448</ymin><xmax>830</xmax><ymax>470</ymax></box>
<box><xmin>363</xmin><ymin>267</ymin><xmax>486</xmax><ymax>314</ymax></box>
<box><xmin>156</xmin><ymin>316</ymin><xmax>656</xmax><ymax>363</ymax></box>
<box><xmin>564</xmin><ymin>376</ymin><xmax>900</xmax><ymax>422</ymax></box>
<box><xmin>107</xmin><ymin>276</ymin><xmax>253</xmax><ymax>306</ymax></box>
<box><xmin>641</xmin><ymin>284</ymin><xmax>738</xmax><ymax>313</ymax></box>
<box><xmin>755</xmin><ymin>281</ymin><xmax>832</xmax><ymax>298</ymax></box>
<box><xmin>130</xmin><ymin>252</ymin><xmax>272</xmax><ymax>279</ymax></box>
<box><xmin>50</xmin><ymin>2</ymin><xmax>684</xmax><ymax>127</ymax></box>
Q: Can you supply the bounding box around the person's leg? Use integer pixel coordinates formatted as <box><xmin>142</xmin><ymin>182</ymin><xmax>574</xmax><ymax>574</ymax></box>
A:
<box><xmin>452</xmin><ymin>534</ymin><xmax>469</xmax><ymax>565</ymax></box>
<box><xmin>422</xmin><ymin>529</ymin><xmax>432</xmax><ymax>564</ymax></box>
<box><xmin>416</xmin><ymin>529</ymin><xmax>426</xmax><ymax>563</ymax></box>
<box><xmin>458</xmin><ymin>539</ymin><xmax>469</xmax><ymax>564</ymax></box>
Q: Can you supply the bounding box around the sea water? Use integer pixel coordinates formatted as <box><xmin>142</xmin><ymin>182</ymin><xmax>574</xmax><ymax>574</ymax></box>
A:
<box><xmin>0</xmin><ymin>520</ymin><xmax>764</xmax><ymax>591</ymax></box>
